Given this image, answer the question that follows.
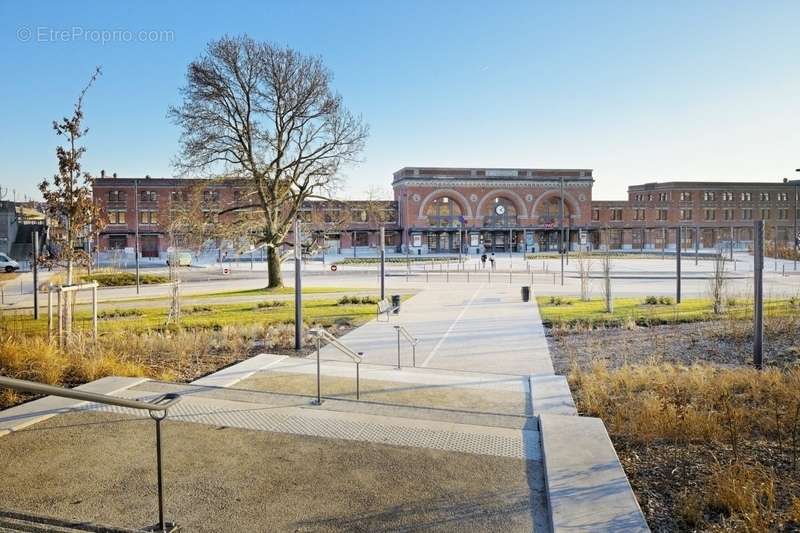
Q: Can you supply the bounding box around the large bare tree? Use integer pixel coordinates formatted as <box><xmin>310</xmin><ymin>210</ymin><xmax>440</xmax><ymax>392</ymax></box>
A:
<box><xmin>170</xmin><ymin>36</ymin><xmax>368</xmax><ymax>287</ymax></box>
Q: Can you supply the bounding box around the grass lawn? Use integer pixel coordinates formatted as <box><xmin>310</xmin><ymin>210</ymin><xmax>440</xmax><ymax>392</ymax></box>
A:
<box><xmin>202</xmin><ymin>286</ymin><xmax>359</xmax><ymax>298</ymax></box>
<box><xmin>2</xmin><ymin>297</ymin><xmax>383</xmax><ymax>336</ymax></box>
<box><xmin>536</xmin><ymin>295</ymin><xmax>798</xmax><ymax>327</ymax></box>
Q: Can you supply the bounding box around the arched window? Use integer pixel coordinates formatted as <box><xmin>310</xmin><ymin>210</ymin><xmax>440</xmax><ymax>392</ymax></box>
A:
<box><xmin>425</xmin><ymin>197</ymin><xmax>463</xmax><ymax>227</ymax></box>
<box><xmin>483</xmin><ymin>197</ymin><xmax>517</xmax><ymax>227</ymax></box>
<box><xmin>535</xmin><ymin>197</ymin><xmax>571</xmax><ymax>225</ymax></box>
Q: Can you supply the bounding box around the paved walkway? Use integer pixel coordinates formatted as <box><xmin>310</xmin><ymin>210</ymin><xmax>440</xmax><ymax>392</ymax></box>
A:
<box><xmin>317</xmin><ymin>283</ymin><xmax>554</xmax><ymax>376</ymax></box>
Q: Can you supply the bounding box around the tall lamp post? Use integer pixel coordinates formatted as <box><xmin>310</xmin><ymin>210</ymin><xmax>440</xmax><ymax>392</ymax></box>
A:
<box><xmin>294</xmin><ymin>219</ymin><xmax>302</xmax><ymax>351</ymax></box>
<box><xmin>559</xmin><ymin>177</ymin><xmax>565</xmax><ymax>286</ymax></box>
<box><xmin>794</xmin><ymin>170</ymin><xmax>799</xmax><ymax>271</ymax></box>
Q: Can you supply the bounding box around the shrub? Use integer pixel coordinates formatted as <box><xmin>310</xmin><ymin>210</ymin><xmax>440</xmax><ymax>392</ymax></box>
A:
<box><xmin>548</xmin><ymin>296</ymin><xmax>571</xmax><ymax>306</ymax></box>
<box><xmin>186</xmin><ymin>305</ymin><xmax>214</xmax><ymax>314</ymax></box>
<box><xmin>256</xmin><ymin>301</ymin><xmax>287</xmax><ymax>309</ymax></box>
<box><xmin>643</xmin><ymin>296</ymin><xmax>673</xmax><ymax>305</ymax></box>
<box><xmin>337</xmin><ymin>295</ymin><xmax>378</xmax><ymax>305</ymax></box>
<box><xmin>83</xmin><ymin>272</ymin><xmax>169</xmax><ymax>287</ymax></box>
<box><xmin>98</xmin><ymin>308</ymin><xmax>144</xmax><ymax>319</ymax></box>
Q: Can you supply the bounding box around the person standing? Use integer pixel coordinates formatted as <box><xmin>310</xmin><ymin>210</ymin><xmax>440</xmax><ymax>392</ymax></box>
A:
<box><xmin>480</xmin><ymin>253</ymin><xmax>487</xmax><ymax>268</ymax></box>
<box><xmin>489</xmin><ymin>252</ymin><xmax>496</xmax><ymax>270</ymax></box>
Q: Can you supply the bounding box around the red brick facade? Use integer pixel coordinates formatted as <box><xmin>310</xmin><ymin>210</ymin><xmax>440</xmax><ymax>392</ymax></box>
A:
<box><xmin>92</xmin><ymin>170</ymin><xmax>800</xmax><ymax>255</ymax></box>
<box><xmin>394</xmin><ymin>167</ymin><xmax>594</xmax><ymax>253</ymax></box>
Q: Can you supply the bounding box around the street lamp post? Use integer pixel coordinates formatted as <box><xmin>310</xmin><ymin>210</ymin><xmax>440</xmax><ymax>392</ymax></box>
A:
<box><xmin>794</xmin><ymin>169</ymin><xmax>799</xmax><ymax>271</ymax></box>
<box><xmin>379</xmin><ymin>226</ymin><xmax>385</xmax><ymax>300</ymax></box>
<box><xmin>294</xmin><ymin>219</ymin><xmax>302</xmax><ymax>351</ymax></box>
<box><xmin>559</xmin><ymin>177</ymin><xmax>564</xmax><ymax>286</ymax></box>
<box><xmin>134</xmin><ymin>178</ymin><xmax>140</xmax><ymax>294</ymax></box>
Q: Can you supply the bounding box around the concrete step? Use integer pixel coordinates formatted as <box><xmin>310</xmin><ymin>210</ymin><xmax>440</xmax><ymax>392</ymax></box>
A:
<box><xmin>0</xmin><ymin>510</ymin><xmax>138</xmax><ymax>533</ymax></box>
<box><xmin>101</xmin><ymin>385</ymin><xmax>543</xmax><ymax>461</ymax></box>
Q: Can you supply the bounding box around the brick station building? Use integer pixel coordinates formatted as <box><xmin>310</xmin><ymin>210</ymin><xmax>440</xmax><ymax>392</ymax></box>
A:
<box><xmin>92</xmin><ymin>168</ymin><xmax>800</xmax><ymax>256</ymax></box>
<box><xmin>393</xmin><ymin>167</ymin><xmax>593</xmax><ymax>254</ymax></box>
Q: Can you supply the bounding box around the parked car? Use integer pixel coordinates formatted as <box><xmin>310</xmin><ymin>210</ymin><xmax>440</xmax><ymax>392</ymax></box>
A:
<box><xmin>166</xmin><ymin>251</ymin><xmax>193</xmax><ymax>267</ymax></box>
<box><xmin>0</xmin><ymin>252</ymin><xmax>20</xmax><ymax>272</ymax></box>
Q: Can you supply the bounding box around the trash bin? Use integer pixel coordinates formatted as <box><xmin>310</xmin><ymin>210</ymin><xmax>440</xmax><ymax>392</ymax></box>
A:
<box><xmin>521</xmin><ymin>286</ymin><xmax>530</xmax><ymax>302</ymax></box>
<box><xmin>391</xmin><ymin>294</ymin><xmax>401</xmax><ymax>314</ymax></box>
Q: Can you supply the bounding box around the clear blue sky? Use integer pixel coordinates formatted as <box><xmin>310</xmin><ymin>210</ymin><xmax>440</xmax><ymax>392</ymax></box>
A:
<box><xmin>1</xmin><ymin>0</ymin><xmax>799</xmax><ymax>202</ymax></box>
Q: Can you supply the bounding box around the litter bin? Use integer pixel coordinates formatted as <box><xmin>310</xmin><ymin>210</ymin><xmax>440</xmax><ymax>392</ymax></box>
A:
<box><xmin>521</xmin><ymin>286</ymin><xmax>530</xmax><ymax>302</ymax></box>
<box><xmin>391</xmin><ymin>294</ymin><xmax>401</xmax><ymax>314</ymax></box>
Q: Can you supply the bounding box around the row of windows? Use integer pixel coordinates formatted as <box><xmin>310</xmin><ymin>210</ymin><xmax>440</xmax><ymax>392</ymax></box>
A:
<box><xmin>633</xmin><ymin>191</ymin><xmax>791</xmax><ymax>203</ymax></box>
<box><xmin>106</xmin><ymin>189</ymin><xmax>245</xmax><ymax>204</ymax></box>
<box><xmin>593</xmin><ymin>207</ymin><xmax>797</xmax><ymax>222</ymax></box>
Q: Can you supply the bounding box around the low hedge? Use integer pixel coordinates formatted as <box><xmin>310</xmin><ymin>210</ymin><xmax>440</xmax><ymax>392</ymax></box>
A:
<box><xmin>338</xmin><ymin>256</ymin><xmax>460</xmax><ymax>265</ymax></box>
<box><xmin>82</xmin><ymin>272</ymin><xmax>169</xmax><ymax>287</ymax></box>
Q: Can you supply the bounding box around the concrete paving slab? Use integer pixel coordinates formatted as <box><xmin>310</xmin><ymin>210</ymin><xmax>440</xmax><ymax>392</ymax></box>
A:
<box><xmin>0</xmin><ymin>411</ymin><xmax>549</xmax><ymax>532</ymax></box>
<box><xmin>539</xmin><ymin>414</ymin><xmax>649</xmax><ymax>532</ymax></box>
<box><xmin>191</xmin><ymin>353</ymin><xmax>287</xmax><ymax>388</ymax></box>
<box><xmin>255</xmin><ymin>357</ymin><xmax>530</xmax><ymax>392</ymax></box>
<box><xmin>530</xmin><ymin>375</ymin><xmax>578</xmax><ymax>416</ymax></box>
<box><xmin>317</xmin><ymin>283</ymin><xmax>554</xmax><ymax>376</ymax></box>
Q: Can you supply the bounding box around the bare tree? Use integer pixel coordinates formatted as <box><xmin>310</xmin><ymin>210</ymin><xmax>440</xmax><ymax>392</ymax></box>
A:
<box><xmin>599</xmin><ymin>228</ymin><xmax>613</xmax><ymax>313</ymax></box>
<box><xmin>303</xmin><ymin>199</ymin><xmax>349</xmax><ymax>258</ymax></box>
<box><xmin>38</xmin><ymin>67</ymin><xmax>106</xmax><ymax>335</ymax></box>
<box><xmin>576</xmin><ymin>248</ymin><xmax>592</xmax><ymax>302</ymax></box>
<box><xmin>170</xmin><ymin>36</ymin><xmax>368</xmax><ymax>287</ymax></box>
<box><xmin>709</xmin><ymin>247</ymin><xmax>727</xmax><ymax>314</ymax></box>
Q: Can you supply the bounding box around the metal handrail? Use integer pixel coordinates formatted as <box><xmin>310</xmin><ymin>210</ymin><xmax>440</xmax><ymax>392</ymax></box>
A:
<box><xmin>310</xmin><ymin>328</ymin><xmax>363</xmax><ymax>363</ymax></box>
<box><xmin>393</xmin><ymin>325</ymin><xmax>419</xmax><ymax>368</ymax></box>
<box><xmin>309</xmin><ymin>328</ymin><xmax>365</xmax><ymax>404</ymax></box>
<box><xmin>396</xmin><ymin>325</ymin><xmax>418</xmax><ymax>346</ymax></box>
<box><xmin>0</xmin><ymin>376</ymin><xmax>179</xmax><ymax>412</ymax></box>
<box><xmin>0</xmin><ymin>376</ymin><xmax>181</xmax><ymax>533</ymax></box>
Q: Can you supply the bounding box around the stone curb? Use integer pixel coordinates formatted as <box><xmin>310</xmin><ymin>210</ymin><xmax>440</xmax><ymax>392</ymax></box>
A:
<box><xmin>0</xmin><ymin>376</ymin><xmax>148</xmax><ymax>437</ymax></box>
<box><xmin>539</xmin><ymin>413</ymin><xmax>649</xmax><ymax>532</ymax></box>
<box><xmin>530</xmin><ymin>375</ymin><xmax>577</xmax><ymax>416</ymax></box>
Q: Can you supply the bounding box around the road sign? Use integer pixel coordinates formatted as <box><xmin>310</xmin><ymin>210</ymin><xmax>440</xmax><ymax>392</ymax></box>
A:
<box><xmin>330</xmin><ymin>264</ymin><xmax>338</xmax><ymax>272</ymax></box>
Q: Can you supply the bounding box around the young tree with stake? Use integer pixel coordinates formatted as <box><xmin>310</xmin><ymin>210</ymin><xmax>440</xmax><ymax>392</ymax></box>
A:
<box><xmin>38</xmin><ymin>67</ymin><xmax>106</xmax><ymax>337</ymax></box>
<box><xmin>170</xmin><ymin>36</ymin><xmax>368</xmax><ymax>287</ymax></box>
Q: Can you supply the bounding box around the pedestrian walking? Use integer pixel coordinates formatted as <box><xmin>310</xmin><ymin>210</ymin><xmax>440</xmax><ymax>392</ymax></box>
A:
<box><xmin>481</xmin><ymin>253</ymin><xmax>487</xmax><ymax>268</ymax></box>
<box><xmin>489</xmin><ymin>252</ymin><xmax>496</xmax><ymax>270</ymax></box>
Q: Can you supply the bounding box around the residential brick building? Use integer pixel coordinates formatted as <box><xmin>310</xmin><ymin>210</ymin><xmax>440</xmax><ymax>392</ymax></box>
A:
<box><xmin>598</xmin><ymin>180</ymin><xmax>800</xmax><ymax>250</ymax></box>
<box><xmin>93</xmin><ymin>174</ymin><xmax>401</xmax><ymax>257</ymax></box>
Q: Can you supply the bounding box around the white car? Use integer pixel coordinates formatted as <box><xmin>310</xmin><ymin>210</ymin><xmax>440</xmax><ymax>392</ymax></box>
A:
<box><xmin>0</xmin><ymin>252</ymin><xmax>20</xmax><ymax>273</ymax></box>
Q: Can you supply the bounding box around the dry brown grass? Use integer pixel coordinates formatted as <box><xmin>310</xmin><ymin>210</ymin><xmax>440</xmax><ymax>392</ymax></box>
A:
<box><xmin>570</xmin><ymin>362</ymin><xmax>800</xmax><ymax>531</ymax></box>
<box><xmin>0</xmin><ymin>320</ymin><xmax>351</xmax><ymax>408</ymax></box>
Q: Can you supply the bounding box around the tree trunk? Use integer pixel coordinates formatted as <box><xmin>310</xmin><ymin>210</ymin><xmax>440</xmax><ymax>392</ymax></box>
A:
<box><xmin>64</xmin><ymin>259</ymin><xmax>73</xmax><ymax>339</ymax></box>
<box><xmin>267</xmin><ymin>246</ymin><xmax>283</xmax><ymax>288</ymax></box>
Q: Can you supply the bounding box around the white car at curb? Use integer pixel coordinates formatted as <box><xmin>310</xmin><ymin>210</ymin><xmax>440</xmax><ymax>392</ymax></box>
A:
<box><xmin>0</xmin><ymin>252</ymin><xmax>20</xmax><ymax>273</ymax></box>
